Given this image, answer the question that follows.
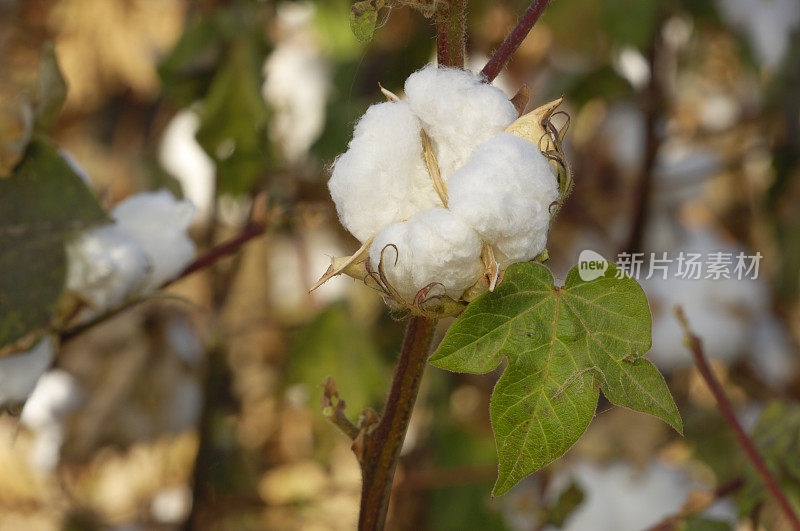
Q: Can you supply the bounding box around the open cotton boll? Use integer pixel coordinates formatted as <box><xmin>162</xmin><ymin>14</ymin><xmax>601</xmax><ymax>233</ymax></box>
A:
<box><xmin>448</xmin><ymin>133</ymin><xmax>559</xmax><ymax>267</ymax></box>
<box><xmin>369</xmin><ymin>209</ymin><xmax>483</xmax><ymax>301</ymax></box>
<box><xmin>405</xmin><ymin>66</ymin><xmax>518</xmax><ymax>181</ymax></box>
<box><xmin>328</xmin><ymin>101</ymin><xmax>438</xmax><ymax>242</ymax></box>
<box><xmin>66</xmin><ymin>224</ymin><xmax>149</xmax><ymax>311</ymax></box>
<box><xmin>0</xmin><ymin>336</ymin><xmax>55</xmax><ymax>407</ymax></box>
<box><xmin>111</xmin><ymin>191</ymin><xmax>197</xmax><ymax>291</ymax></box>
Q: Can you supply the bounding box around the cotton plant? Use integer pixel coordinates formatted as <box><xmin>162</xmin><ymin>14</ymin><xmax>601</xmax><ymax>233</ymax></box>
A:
<box><xmin>315</xmin><ymin>29</ymin><xmax>683</xmax><ymax>524</ymax></box>
<box><xmin>0</xmin><ymin>336</ymin><xmax>56</xmax><ymax>408</ymax></box>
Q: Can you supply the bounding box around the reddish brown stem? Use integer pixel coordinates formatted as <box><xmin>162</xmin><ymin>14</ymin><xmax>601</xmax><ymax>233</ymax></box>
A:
<box><xmin>357</xmin><ymin>316</ymin><xmax>436</xmax><ymax>530</ymax></box>
<box><xmin>164</xmin><ymin>222</ymin><xmax>266</xmax><ymax>287</ymax></box>
<box><xmin>480</xmin><ymin>0</ymin><xmax>552</xmax><ymax>82</ymax></box>
<box><xmin>675</xmin><ymin>307</ymin><xmax>800</xmax><ymax>530</ymax></box>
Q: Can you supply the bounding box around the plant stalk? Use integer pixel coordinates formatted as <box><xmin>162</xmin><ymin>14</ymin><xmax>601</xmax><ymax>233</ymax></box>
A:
<box><xmin>357</xmin><ymin>316</ymin><xmax>436</xmax><ymax>530</ymax></box>
<box><xmin>436</xmin><ymin>0</ymin><xmax>466</xmax><ymax>68</ymax></box>
<box><xmin>676</xmin><ymin>307</ymin><xmax>800</xmax><ymax>530</ymax></box>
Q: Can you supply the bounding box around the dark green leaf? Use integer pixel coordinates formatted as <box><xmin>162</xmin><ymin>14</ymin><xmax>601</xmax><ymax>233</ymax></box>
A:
<box><xmin>349</xmin><ymin>0</ymin><xmax>385</xmax><ymax>42</ymax></box>
<box><xmin>682</xmin><ymin>517</ymin><xmax>732</xmax><ymax>531</ymax></box>
<box><xmin>430</xmin><ymin>261</ymin><xmax>681</xmax><ymax>495</ymax></box>
<box><xmin>34</xmin><ymin>42</ymin><xmax>67</xmax><ymax>132</ymax></box>
<box><xmin>196</xmin><ymin>40</ymin><xmax>270</xmax><ymax>195</ymax></box>
<box><xmin>0</xmin><ymin>138</ymin><xmax>108</xmax><ymax>349</ymax></box>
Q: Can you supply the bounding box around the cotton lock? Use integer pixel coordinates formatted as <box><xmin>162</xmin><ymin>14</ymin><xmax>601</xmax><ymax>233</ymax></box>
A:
<box><xmin>323</xmin><ymin>65</ymin><xmax>566</xmax><ymax>312</ymax></box>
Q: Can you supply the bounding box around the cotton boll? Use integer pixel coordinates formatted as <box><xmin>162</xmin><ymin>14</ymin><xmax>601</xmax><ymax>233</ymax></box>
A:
<box><xmin>158</xmin><ymin>109</ymin><xmax>216</xmax><ymax>223</ymax></box>
<box><xmin>448</xmin><ymin>133</ymin><xmax>559</xmax><ymax>267</ymax></box>
<box><xmin>262</xmin><ymin>2</ymin><xmax>330</xmax><ymax>163</ymax></box>
<box><xmin>20</xmin><ymin>370</ymin><xmax>82</xmax><ymax>430</ymax></box>
<box><xmin>111</xmin><ymin>191</ymin><xmax>197</xmax><ymax>291</ymax></box>
<box><xmin>369</xmin><ymin>209</ymin><xmax>483</xmax><ymax>301</ymax></box>
<box><xmin>328</xmin><ymin>101</ymin><xmax>437</xmax><ymax>242</ymax></box>
<box><xmin>0</xmin><ymin>336</ymin><xmax>55</xmax><ymax>407</ymax></box>
<box><xmin>20</xmin><ymin>369</ymin><xmax>83</xmax><ymax>472</ymax></box>
<box><xmin>405</xmin><ymin>66</ymin><xmax>518</xmax><ymax>181</ymax></box>
<box><xmin>65</xmin><ymin>224</ymin><xmax>149</xmax><ymax>311</ymax></box>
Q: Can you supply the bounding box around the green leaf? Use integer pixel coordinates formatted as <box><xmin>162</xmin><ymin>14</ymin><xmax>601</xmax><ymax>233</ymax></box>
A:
<box><xmin>0</xmin><ymin>138</ymin><xmax>108</xmax><ymax>350</ymax></box>
<box><xmin>737</xmin><ymin>401</ymin><xmax>800</xmax><ymax>517</ymax></box>
<box><xmin>682</xmin><ymin>517</ymin><xmax>732</xmax><ymax>531</ymax></box>
<box><xmin>34</xmin><ymin>42</ymin><xmax>67</xmax><ymax>132</ymax></box>
<box><xmin>196</xmin><ymin>40</ymin><xmax>270</xmax><ymax>196</ymax></box>
<box><xmin>349</xmin><ymin>0</ymin><xmax>385</xmax><ymax>42</ymax></box>
<box><xmin>430</xmin><ymin>261</ymin><xmax>681</xmax><ymax>495</ymax></box>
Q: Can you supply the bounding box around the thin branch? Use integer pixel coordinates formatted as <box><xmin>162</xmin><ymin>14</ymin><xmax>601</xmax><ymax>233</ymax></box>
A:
<box><xmin>480</xmin><ymin>0</ymin><xmax>552</xmax><ymax>83</ymax></box>
<box><xmin>165</xmin><ymin>221</ymin><xmax>266</xmax><ymax>288</ymax></box>
<box><xmin>322</xmin><ymin>376</ymin><xmax>360</xmax><ymax>440</ymax></box>
<box><xmin>357</xmin><ymin>316</ymin><xmax>436</xmax><ymax>530</ymax></box>
<box><xmin>675</xmin><ymin>307</ymin><xmax>800</xmax><ymax>530</ymax></box>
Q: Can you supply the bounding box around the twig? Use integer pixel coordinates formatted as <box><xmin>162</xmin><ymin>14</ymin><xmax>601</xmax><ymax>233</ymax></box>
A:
<box><xmin>322</xmin><ymin>376</ymin><xmax>360</xmax><ymax>440</ymax></box>
<box><xmin>646</xmin><ymin>477</ymin><xmax>745</xmax><ymax>531</ymax></box>
<box><xmin>675</xmin><ymin>307</ymin><xmax>800</xmax><ymax>530</ymax></box>
<box><xmin>357</xmin><ymin>316</ymin><xmax>436</xmax><ymax>530</ymax></box>
<box><xmin>165</xmin><ymin>221</ymin><xmax>266</xmax><ymax>287</ymax></box>
<box><xmin>480</xmin><ymin>0</ymin><xmax>552</xmax><ymax>83</ymax></box>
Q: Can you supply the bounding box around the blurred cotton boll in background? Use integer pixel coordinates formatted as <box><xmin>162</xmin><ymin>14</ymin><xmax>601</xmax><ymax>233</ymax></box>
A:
<box><xmin>111</xmin><ymin>191</ymin><xmax>197</xmax><ymax>292</ymax></box>
<box><xmin>0</xmin><ymin>336</ymin><xmax>55</xmax><ymax>407</ymax></box>
<box><xmin>158</xmin><ymin>108</ymin><xmax>216</xmax><ymax>224</ymax></box>
<box><xmin>20</xmin><ymin>370</ymin><xmax>83</xmax><ymax>471</ymax></box>
<box><xmin>536</xmin><ymin>460</ymin><xmax>735</xmax><ymax>531</ymax></box>
<box><xmin>262</xmin><ymin>2</ymin><xmax>331</xmax><ymax>164</ymax></box>
<box><xmin>66</xmin><ymin>191</ymin><xmax>197</xmax><ymax>318</ymax></box>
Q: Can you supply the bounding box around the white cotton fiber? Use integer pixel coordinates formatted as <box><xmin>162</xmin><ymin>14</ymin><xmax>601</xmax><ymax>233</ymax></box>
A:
<box><xmin>158</xmin><ymin>109</ymin><xmax>216</xmax><ymax>223</ymax></box>
<box><xmin>404</xmin><ymin>66</ymin><xmax>518</xmax><ymax>181</ymax></box>
<box><xmin>111</xmin><ymin>191</ymin><xmax>197</xmax><ymax>291</ymax></box>
<box><xmin>448</xmin><ymin>133</ymin><xmax>559</xmax><ymax>267</ymax></box>
<box><xmin>66</xmin><ymin>225</ymin><xmax>149</xmax><ymax>311</ymax></box>
<box><xmin>0</xmin><ymin>336</ymin><xmax>55</xmax><ymax>407</ymax></box>
<box><xmin>369</xmin><ymin>209</ymin><xmax>483</xmax><ymax>301</ymax></box>
<box><xmin>328</xmin><ymin>101</ymin><xmax>439</xmax><ymax>242</ymax></box>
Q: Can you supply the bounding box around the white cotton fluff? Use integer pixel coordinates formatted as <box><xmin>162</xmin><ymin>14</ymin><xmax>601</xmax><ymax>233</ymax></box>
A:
<box><xmin>158</xmin><ymin>109</ymin><xmax>216</xmax><ymax>224</ymax></box>
<box><xmin>20</xmin><ymin>369</ymin><xmax>83</xmax><ymax>471</ymax></box>
<box><xmin>0</xmin><ymin>336</ymin><xmax>55</xmax><ymax>407</ymax></box>
<box><xmin>328</xmin><ymin>101</ymin><xmax>438</xmax><ymax>242</ymax></box>
<box><xmin>65</xmin><ymin>225</ymin><xmax>149</xmax><ymax>311</ymax></box>
<box><xmin>404</xmin><ymin>66</ymin><xmax>519</xmax><ymax>181</ymax></box>
<box><xmin>369</xmin><ymin>209</ymin><xmax>483</xmax><ymax>301</ymax></box>
<box><xmin>448</xmin><ymin>133</ymin><xmax>559</xmax><ymax>267</ymax></box>
<box><xmin>111</xmin><ymin>191</ymin><xmax>197</xmax><ymax>291</ymax></box>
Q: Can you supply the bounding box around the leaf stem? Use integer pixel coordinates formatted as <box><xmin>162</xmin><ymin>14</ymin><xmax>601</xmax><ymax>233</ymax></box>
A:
<box><xmin>357</xmin><ymin>316</ymin><xmax>436</xmax><ymax>530</ymax></box>
<box><xmin>675</xmin><ymin>307</ymin><xmax>800</xmax><ymax>530</ymax></box>
<box><xmin>436</xmin><ymin>0</ymin><xmax>466</xmax><ymax>68</ymax></box>
<box><xmin>480</xmin><ymin>0</ymin><xmax>552</xmax><ymax>82</ymax></box>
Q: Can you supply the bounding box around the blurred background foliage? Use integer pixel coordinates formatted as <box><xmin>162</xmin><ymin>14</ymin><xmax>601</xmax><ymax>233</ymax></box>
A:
<box><xmin>1</xmin><ymin>0</ymin><xmax>800</xmax><ymax>528</ymax></box>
